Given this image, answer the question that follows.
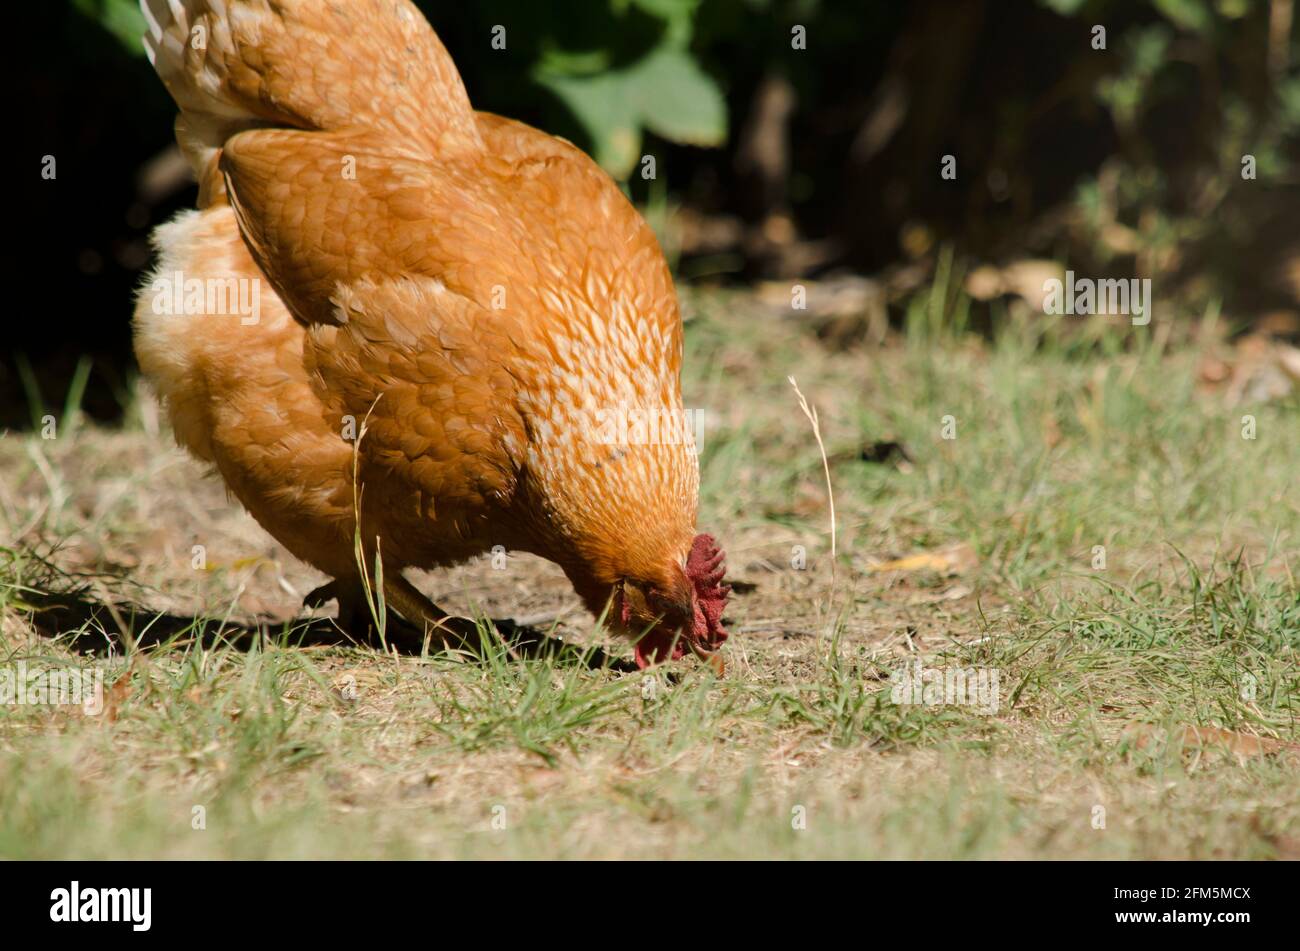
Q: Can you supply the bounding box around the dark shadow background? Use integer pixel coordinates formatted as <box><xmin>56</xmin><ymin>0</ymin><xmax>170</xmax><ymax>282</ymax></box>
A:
<box><xmin>14</xmin><ymin>0</ymin><xmax>1300</xmax><ymax>429</ymax></box>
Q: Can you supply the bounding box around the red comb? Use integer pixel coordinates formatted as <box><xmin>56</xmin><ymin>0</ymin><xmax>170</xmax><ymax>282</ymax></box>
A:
<box><xmin>686</xmin><ymin>533</ymin><xmax>730</xmax><ymax>651</ymax></box>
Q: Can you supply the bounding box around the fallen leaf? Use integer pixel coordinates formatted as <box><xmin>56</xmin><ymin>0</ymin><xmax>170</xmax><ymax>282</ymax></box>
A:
<box><xmin>963</xmin><ymin>259</ymin><xmax>1063</xmax><ymax>307</ymax></box>
<box><xmin>1041</xmin><ymin>413</ymin><xmax>1063</xmax><ymax>449</ymax></box>
<box><xmin>868</xmin><ymin>543</ymin><xmax>977</xmax><ymax>576</ymax></box>
<box><xmin>1125</xmin><ymin>723</ymin><xmax>1300</xmax><ymax>764</ymax></box>
<box><xmin>1179</xmin><ymin>725</ymin><xmax>1300</xmax><ymax>759</ymax></box>
<box><xmin>1197</xmin><ymin>334</ymin><xmax>1299</xmax><ymax>405</ymax></box>
<box><xmin>1269</xmin><ymin>834</ymin><xmax>1300</xmax><ymax>861</ymax></box>
<box><xmin>1197</xmin><ymin>353</ymin><xmax>1231</xmax><ymax>385</ymax></box>
<box><xmin>102</xmin><ymin>666</ymin><xmax>134</xmax><ymax>723</ymax></box>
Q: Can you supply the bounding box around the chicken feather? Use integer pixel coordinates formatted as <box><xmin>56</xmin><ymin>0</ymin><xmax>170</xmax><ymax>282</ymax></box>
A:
<box><xmin>134</xmin><ymin>0</ymin><xmax>730</xmax><ymax>666</ymax></box>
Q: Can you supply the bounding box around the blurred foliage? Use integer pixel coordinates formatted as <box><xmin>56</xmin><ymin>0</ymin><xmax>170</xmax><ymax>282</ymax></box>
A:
<box><xmin>537</xmin><ymin>44</ymin><xmax>726</xmax><ymax>175</ymax></box>
<box><xmin>1036</xmin><ymin>0</ymin><xmax>1300</xmax><ymax>323</ymax></box>
<box><xmin>430</xmin><ymin>0</ymin><xmax>728</xmax><ymax>178</ymax></box>
<box><xmin>531</xmin><ymin>0</ymin><xmax>726</xmax><ymax>174</ymax></box>
<box><xmin>76</xmin><ymin>0</ymin><xmax>728</xmax><ymax>179</ymax></box>
<box><xmin>72</xmin><ymin>0</ymin><xmax>145</xmax><ymax>51</ymax></box>
<box><xmin>46</xmin><ymin>0</ymin><xmax>1300</xmax><ymax>340</ymax></box>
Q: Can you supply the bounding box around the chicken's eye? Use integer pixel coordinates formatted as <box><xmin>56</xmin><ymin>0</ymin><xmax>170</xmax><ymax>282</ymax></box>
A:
<box><xmin>645</xmin><ymin>589</ymin><xmax>684</xmax><ymax>622</ymax></box>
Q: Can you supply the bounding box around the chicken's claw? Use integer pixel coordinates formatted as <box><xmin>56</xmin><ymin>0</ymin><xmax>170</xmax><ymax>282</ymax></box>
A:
<box><xmin>302</xmin><ymin>580</ymin><xmax>339</xmax><ymax>610</ymax></box>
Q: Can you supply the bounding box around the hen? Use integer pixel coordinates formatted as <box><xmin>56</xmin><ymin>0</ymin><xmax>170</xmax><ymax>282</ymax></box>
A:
<box><xmin>133</xmin><ymin>0</ymin><xmax>730</xmax><ymax>668</ymax></box>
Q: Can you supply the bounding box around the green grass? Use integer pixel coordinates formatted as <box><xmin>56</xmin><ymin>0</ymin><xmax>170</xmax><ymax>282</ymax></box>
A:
<box><xmin>0</xmin><ymin>288</ymin><xmax>1297</xmax><ymax>858</ymax></box>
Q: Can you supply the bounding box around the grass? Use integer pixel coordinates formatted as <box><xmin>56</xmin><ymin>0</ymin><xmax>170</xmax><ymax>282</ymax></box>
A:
<box><xmin>0</xmin><ymin>286</ymin><xmax>1297</xmax><ymax>859</ymax></box>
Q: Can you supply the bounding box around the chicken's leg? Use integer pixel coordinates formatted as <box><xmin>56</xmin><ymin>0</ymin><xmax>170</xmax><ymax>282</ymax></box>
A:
<box><xmin>305</xmin><ymin>572</ymin><xmax>497</xmax><ymax>653</ymax></box>
<box><xmin>304</xmin><ymin>579</ymin><xmax>374</xmax><ymax>632</ymax></box>
<box><xmin>308</xmin><ymin>573</ymin><xmax>633</xmax><ymax>669</ymax></box>
<box><xmin>379</xmin><ymin>573</ymin><xmax>495</xmax><ymax>654</ymax></box>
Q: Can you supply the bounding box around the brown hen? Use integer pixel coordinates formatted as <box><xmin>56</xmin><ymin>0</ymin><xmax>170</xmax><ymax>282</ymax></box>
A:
<box><xmin>133</xmin><ymin>0</ymin><xmax>729</xmax><ymax>668</ymax></box>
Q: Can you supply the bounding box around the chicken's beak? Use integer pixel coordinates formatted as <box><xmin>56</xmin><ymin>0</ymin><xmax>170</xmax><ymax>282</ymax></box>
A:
<box><xmin>632</xmin><ymin>626</ymin><xmax>681</xmax><ymax>669</ymax></box>
<box><xmin>621</xmin><ymin>580</ymin><xmax>724</xmax><ymax>673</ymax></box>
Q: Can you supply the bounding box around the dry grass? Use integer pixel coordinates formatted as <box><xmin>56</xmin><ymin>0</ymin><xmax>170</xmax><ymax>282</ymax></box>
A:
<box><xmin>1</xmin><ymin>287</ymin><xmax>1297</xmax><ymax>858</ymax></box>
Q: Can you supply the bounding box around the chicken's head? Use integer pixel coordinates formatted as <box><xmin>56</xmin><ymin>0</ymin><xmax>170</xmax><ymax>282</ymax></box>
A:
<box><xmin>617</xmin><ymin>533</ymin><xmax>731</xmax><ymax>669</ymax></box>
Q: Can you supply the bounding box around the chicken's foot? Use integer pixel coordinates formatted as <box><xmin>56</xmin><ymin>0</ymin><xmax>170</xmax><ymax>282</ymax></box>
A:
<box><xmin>305</xmin><ymin>574</ymin><xmax>634</xmax><ymax>670</ymax></box>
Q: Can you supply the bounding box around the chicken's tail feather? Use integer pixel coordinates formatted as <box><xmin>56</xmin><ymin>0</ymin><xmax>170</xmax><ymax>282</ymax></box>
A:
<box><xmin>139</xmin><ymin>0</ymin><xmax>481</xmax><ymax>195</ymax></box>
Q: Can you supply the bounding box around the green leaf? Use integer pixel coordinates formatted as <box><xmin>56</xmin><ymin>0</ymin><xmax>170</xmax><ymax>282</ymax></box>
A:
<box><xmin>1037</xmin><ymin>0</ymin><xmax>1091</xmax><ymax>15</ymax></box>
<box><xmin>72</xmin><ymin>0</ymin><xmax>147</xmax><ymax>55</ymax></box>
<box><xmin>1152</xmin><ymin>0</ymin><xmax>1215</xmax><ymax>32</ymax></box>
<box><xmin>1277</xmin><ymin>78</ymin><xmax>1300</xmax><ymax>128</ymax></box>
<box><xmin>537</xmin><ymin>44</ymin><xmax>726</xmax><ymax>177</ymax></box>
<box><xmin>628</xmin><ymin>0</ymin><xmax>701</xmax><ymax>44</ymax></box>
<box><xmin>628</xmin><ymin>0</ymin><xmax>702</xmax><ymax>20</ymax></box>
<box><xmin>537</xmin><ymin>71</ymin><xmax>645</xmax><ymax>175</ymax></box>
<box><xmin>633</xmin><ymin>46</ymin><xmax>727</xmax><ymax>147</ymax></box>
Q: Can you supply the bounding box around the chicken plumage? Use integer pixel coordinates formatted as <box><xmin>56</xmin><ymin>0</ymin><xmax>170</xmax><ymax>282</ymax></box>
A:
<box><xmin>133</xmin><ymin>0</ymin><xmax>729</xmax><ymax>667</ymax></box>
